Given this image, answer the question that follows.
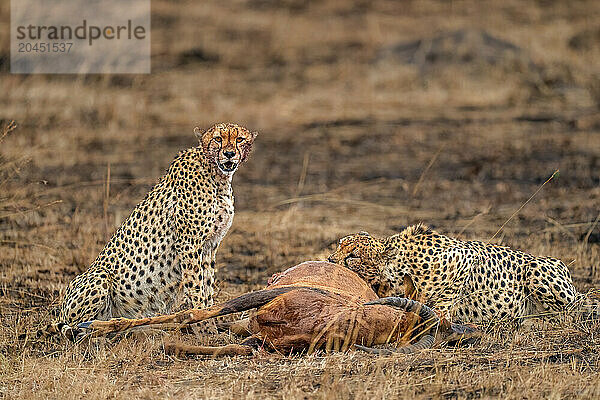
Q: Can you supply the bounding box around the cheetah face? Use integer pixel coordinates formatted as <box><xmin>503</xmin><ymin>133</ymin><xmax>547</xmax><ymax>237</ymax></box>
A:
<box><xmin>195</xmin><ymin>122</ymin><xmax>258</xmax><ymax>177</ymax></box>
<box><xmin>328</xmin><ymin>232</ymin><xmax>387</xmax><ymax>293</ymax></box>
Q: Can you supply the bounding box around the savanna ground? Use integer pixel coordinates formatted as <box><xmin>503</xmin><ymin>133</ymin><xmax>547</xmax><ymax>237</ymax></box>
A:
<box><xmin>1</xmin><ymin>0</ymin><xmax>600</xmax><ymax>398</ymax></box>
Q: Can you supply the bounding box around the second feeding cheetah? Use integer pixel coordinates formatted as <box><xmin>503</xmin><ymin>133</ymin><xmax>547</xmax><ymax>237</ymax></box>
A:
<box><xmin>46</xmin><ymin>123</ymin><xmax>257</xmax><ymax>338</ymax></box>
<box><xmin>329</xmin><ymin>224</ymin><xmax>598</xmax><ymax>324</ymax></box>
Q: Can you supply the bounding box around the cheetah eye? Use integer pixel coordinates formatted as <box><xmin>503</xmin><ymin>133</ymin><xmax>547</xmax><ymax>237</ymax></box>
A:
<box><xmin>236</xmin><ymin>137</ymin><xmax>244</xmax><ymax>143</ymax></box>
<box><xmin>214</xmin><ymin>136</ymin><xmax>222</xmax><ymax>143</ymax></box>
<box><xmin>344</xmin><ymin>252</ymin><xmax>358</xmax><ymax>265</ymax></box>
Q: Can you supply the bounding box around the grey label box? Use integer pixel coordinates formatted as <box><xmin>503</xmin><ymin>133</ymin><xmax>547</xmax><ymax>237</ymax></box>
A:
<box><xmin>11</xmin><ymin>0</ymin><xmax>150</xmax><ymax>74</ymax></box>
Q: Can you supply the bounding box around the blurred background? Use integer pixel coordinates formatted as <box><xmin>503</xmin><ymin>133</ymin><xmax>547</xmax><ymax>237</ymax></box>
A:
<box><xmin>1</xmin><ymin>1</ymin><xmax>600</xmax><ymax>397</ymax></box>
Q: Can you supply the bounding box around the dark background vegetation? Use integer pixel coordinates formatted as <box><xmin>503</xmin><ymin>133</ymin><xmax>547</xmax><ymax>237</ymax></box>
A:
<box><xmin>1</xmin><ymin>0</ymin><xmax>599</xmax><ymax>398</ymax></box>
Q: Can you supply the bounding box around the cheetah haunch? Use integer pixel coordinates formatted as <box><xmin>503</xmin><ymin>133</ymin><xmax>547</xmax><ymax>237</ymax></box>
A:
<box><xmin>329</xmin><ymin>224</ymin><xmax>599</xmax><ymax>324</ymax></box>
<box><xmin>45</xmin><ymin>123</ymin><xmax>257</xmax><ymax>339</ymax></box>
<box><xmin>79</xmin><ymin>261</ymin><xmax>480</xmax><ymax>355</ymax></box>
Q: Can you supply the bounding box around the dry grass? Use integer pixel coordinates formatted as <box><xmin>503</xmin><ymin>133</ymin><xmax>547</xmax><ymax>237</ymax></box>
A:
<box><xmin>1</xmin><ymin>0</ymin><xmax>600</xmax><ymax>398</ymax></box>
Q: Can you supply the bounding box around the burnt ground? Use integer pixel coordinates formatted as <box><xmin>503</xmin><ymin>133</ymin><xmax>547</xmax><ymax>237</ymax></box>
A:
<box><xmin>1</xmin><ymin>0</ymin><xmax>600</xmax><ymax>398</ymax></box>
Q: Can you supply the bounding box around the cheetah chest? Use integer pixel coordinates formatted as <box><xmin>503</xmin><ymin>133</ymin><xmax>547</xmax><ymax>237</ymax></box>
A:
<box><xmin>207</xmin><ymin>191</ymin><xmax>234</xmax><ymax>250</ymax></box>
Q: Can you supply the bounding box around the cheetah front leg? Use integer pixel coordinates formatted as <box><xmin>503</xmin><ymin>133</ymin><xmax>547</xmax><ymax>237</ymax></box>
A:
<box><xmin>173</xmin><ymin>176</ymin><xmax>221</xmax><ymax>331</ymax></box>
<box><xmin>178</xmin><ymin>245</ymin><xmax>219</xmax><ymax>334</ymax></box>
<box><xmin>194</xmin><ymin>245</ymin><xmax>219</xmax><ymax>334</ymax></box>
<box><xmin>200</xmin><ymin>244</ymin><xmax>218</xmax><ymax>308</ymax></box>
<box><xmin>179</xmin><ymin>248</ymin><xmax>212</xmax><ymax>309</ymax></box>
<box><xmin>526</xmin><ymin>259</ymin><xmax>578</xmax><ymax>319</ymax></box>
<box><xmin>425</xmin><ymin>248</ymin><xmax>481</xmax><ymax>323</ymax></box>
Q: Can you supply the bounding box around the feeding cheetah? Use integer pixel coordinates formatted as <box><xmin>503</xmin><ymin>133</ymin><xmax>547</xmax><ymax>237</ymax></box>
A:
<box><xmin>329</xmin><ymin>224</ymin><xmax>598</xmax><ymax>324</ymax></box>
<box><xmin>44</xmin><ymin>123</ymin><xmax>257</xmax><ymax>339</ymax></box>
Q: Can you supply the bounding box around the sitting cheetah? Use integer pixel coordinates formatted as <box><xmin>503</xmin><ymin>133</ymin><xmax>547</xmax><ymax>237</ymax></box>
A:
<box><xmin>45</xmin><ymin>123</ymin><xmax>257</xmax><ymax>339</ymax></box>
<box><xmin>328</xmin><ymin>224</ymin><xmax>597</xmax><ymax>324</ymax></box>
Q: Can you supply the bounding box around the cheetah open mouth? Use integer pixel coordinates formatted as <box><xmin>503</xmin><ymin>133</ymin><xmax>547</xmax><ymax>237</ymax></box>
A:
<box><xmin>219</xmin><ymin>160</ymin><xmax>238</xmax><ymax>172</ymax></box>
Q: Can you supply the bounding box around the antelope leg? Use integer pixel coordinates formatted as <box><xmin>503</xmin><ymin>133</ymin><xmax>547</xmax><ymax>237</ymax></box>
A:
<box><xmin>78</xmin><ymin>286</ymin><xmax>314</xmax><ymax>337</ymax></box>
<box><xmin>78</xmin><ymin>308</ymin><xmax>218</xmax><ymax>336</ymax></box>
<box><xmin>164</xmin><ymin>341</ymin><xmax>253</xmax><ymax>357</ymax></box>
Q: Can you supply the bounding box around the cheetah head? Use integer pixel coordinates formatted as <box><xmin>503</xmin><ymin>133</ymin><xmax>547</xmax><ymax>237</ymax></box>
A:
<box><xmin>195</xmin><ymin>122</ymin><xmax>258</xmax><ymax>177</ymax></box>
<box><xmin>328</xmin><ymin>232</ymin><xmax>391</xmax><ymax>296</ymax></box>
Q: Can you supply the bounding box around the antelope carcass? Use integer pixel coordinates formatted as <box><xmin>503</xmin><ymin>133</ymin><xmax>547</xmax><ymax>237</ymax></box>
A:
<box><xmin>79</xmin><ymin>261</ymin><xmax>479</xmax><ymax>356</ymax></box>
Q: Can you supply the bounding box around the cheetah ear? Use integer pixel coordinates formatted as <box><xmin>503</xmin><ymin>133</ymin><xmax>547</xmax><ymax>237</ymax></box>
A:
<box><xmin>239</xmin><ymin>130</ymin><xmax>258</xmax><ymax>163</ymax></box>
<box><xmin>358</xmin><ymin>231</ymin><xmax>370</xmax><ymax>236</ymax></box>
<box><xmin>195</xmin><ymin>127</ymin><xmax>214</xmax><ymax>156</ymax></box>
<box><xmin>381</xmin><ymin>241</ymin><xmax>396</xmax><ymax>259</ymax></box>
<box><xmin>193</xmin><ymin>127</ymin><xmax>204</xmax><ymax>142</ymax></box>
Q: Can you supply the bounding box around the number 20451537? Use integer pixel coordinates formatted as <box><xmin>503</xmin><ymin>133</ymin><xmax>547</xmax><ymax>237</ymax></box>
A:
<box><xmin>18</xmin><ymin>42</ymin><xmax>73</xmax><ymax>53</ymax></box>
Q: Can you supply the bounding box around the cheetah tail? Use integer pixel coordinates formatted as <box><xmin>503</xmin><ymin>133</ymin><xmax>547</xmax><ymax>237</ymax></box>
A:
<box><xmin>77</xmin><ymin>286</ymin><xmax>328</xmax><ymax>336</ymax></box>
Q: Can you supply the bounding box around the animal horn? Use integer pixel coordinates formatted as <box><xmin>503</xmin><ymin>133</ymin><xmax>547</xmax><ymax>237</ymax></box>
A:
<box><xmin>354</xmin><ymin>335</ymin><xmax>435</xmax><ymax>355</ymax></box>
<box><xmin>365</xmin><ymin>297</ymin><xmax>439</xmax><ymax>326</ymax></box>
<box><xmin>355</xmin><ymin>297</ymin><xmax>439</xmax><ymax>355</ymax></box>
